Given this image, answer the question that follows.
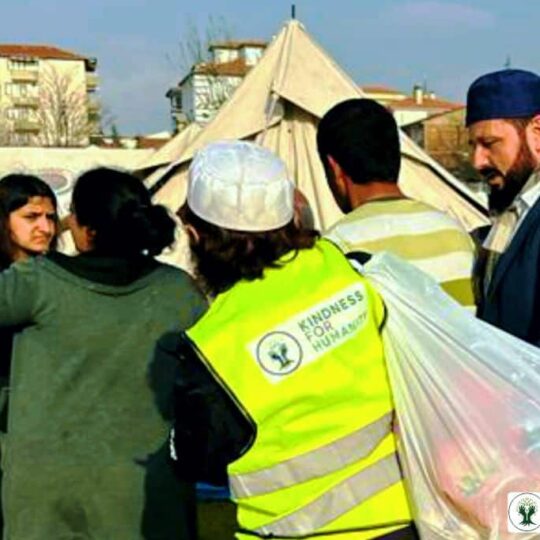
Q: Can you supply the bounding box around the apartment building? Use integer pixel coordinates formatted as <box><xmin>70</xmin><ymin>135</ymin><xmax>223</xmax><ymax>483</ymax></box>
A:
<box><xmin>167</xmin><ymin>40</ymin><xmax>267</xmax><ymax>130</ymax></box>
<box><xmin>0</xmin><ymin>44</ymin><xmax>99</xmax><ymax>146</ymax></box>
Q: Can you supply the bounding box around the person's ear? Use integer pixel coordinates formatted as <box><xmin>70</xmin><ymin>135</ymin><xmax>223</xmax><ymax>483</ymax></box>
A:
<box><xmin>68</xmin><ymin>213</ymin><xmax>96</xmax><ymax>252</ymax></box>
<box><xmin>78</xmin><ymin>225</ymin><xmax>96</xmax><ymax>252</ymax></box>
<box><xmin>85</xmin><ymin>227</ymin><xmax>96</xmax><ymax>247</ymax></box>
<box><xmin>327</xmin><ymin>155</ymin><xmax>348</xmax><ymax>193</ymax></box>
<box><xmin>185</xmin><ymin>224</ymin><xmax>200</xmax><ymax>245</ymax></box>
<box><xmin>527</xmin><ymin>115</ymin><xmax>540</xmax><ymax>162</ymax></box>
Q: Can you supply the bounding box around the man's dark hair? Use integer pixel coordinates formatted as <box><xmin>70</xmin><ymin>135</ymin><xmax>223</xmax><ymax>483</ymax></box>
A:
<box><xmin>505</xmin><ymin>117</ymin><xmax>532</xmax><ymax>132</ymax></box>
<box><xmin>317</xmin><ymin>98</ymin><xmax>401</xmax><ymax>185</ymax></box>
<box><xmin>180</xmin><ymin>204</ymin><xmax>319</xmax><ymax>297</ymax></box>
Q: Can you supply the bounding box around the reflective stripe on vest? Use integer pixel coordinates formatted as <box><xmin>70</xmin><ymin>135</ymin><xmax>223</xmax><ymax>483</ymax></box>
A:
<box><xmin>230</xmin><ymin>412</ymin><xmax>392</xmax><ymax>498</ymax></box>
<box><xmin>254</xmin><ymin>452</ymin><xmax>403</xmax><ymax>537</ymax></box>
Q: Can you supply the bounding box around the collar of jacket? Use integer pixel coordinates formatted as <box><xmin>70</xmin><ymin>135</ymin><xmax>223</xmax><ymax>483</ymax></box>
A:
<box><xmin>47</xmin><ymin>251</ymin><xmax>160</xmax><ymax>286</ymax></box>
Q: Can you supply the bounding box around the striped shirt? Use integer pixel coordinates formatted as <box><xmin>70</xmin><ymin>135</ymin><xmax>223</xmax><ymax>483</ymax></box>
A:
<box><xmin>325</xmin><ymin>198</ymin><xmax>476</xmax><ymax>308</ymax></box>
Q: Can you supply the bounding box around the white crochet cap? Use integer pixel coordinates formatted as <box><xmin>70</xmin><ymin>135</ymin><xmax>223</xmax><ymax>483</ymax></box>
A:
<box><xmin>187</xmin><ymin>140</ymin><xmax>295</xmax><ymax>231</ymax></box>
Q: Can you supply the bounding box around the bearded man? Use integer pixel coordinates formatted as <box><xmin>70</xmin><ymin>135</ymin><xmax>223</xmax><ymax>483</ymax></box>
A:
<box><xmin>467</xmin><ymin>68</ymin><xmax>540</xmax><ymax>344</ymax></box>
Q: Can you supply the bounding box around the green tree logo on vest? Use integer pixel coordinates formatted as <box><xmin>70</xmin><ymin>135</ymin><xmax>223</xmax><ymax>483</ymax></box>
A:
<box><xmin>508</xmin><ymin>493</ymin><xmax>540</xmax><ymax>532</ymax></box>
<box><xmin>518</xmin><ymin>498</ymin><xmax>537</xmax><ymax>526</ymax></box>
<box><xmin>256</xmin><ymin>332</ymin><xmax>302</xmax><ymax>376</ymax></box>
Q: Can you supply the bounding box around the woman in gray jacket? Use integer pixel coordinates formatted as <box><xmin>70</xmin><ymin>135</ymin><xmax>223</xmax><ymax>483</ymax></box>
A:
<box><xmin>0</xmin><ymin>168</ymin><xmax>206</xmax><ymax>540</ymax></box>
<box><xmin>0</xmin><ymin>174</ymin><xmax>59</xmax><ymax>536</ymax></box>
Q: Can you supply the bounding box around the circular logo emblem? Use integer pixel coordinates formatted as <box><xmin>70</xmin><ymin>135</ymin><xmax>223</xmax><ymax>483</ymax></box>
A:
<box><xmin>508</xmin><ymin>492</ymin><xmax>540</xmax><ymax>532</ymax></box>
<box><xmin>256</xmin><ymin>331</ymin><xmax>302</xmax><ymax>376</ymax></box>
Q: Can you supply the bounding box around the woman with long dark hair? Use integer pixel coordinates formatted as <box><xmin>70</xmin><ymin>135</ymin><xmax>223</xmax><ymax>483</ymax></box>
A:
<box><xmin>0</xmin><ymin>168</ymin><xmax>206</xmax><ymax>539</ymax></box>
<box><xmin>0</xmin><ymin>174</ymin><xmax>58</xmax><ymax>380</ymax></box>
<box><xmin>0</xmin><ymin>174</ymin><xmax>58</xmax><ymax>535</ymax></box>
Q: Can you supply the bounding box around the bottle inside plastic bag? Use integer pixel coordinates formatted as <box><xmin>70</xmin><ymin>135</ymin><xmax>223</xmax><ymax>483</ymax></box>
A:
<box><xmin>360</xmin><ymin>252</ymin><xmax>540</xmax><ymax>539</ymax></box>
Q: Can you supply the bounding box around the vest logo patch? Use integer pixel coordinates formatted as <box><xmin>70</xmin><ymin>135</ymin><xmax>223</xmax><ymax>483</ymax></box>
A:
<box><xmin>248</xmin><ymin>283</ymin><xmax>369</xmax><ymax>383</ymax></box>
<box><xmin>256</xmin><ymin>331</ymin><xmax>303</xmax><ymax>376</ymax></box>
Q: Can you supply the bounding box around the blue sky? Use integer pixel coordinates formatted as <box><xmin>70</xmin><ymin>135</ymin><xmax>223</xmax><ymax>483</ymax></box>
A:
<box><xmin>4</xmin><ymin>1</ymin><xmax>538</xmax><ymax>135</ymax></box>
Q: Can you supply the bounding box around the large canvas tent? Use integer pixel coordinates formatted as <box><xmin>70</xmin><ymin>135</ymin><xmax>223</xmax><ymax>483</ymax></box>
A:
<box><xmin>140</xmin><ymin>19</ymin><xmax>488</xmax><ymax>266</ymax></box>
<box><xmin>141</xmin><ymin>122</ymin><xmax>202</xmax><ymax>187</ymax></box>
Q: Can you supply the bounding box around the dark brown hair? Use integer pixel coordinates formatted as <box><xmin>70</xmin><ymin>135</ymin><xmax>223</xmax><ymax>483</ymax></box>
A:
<box><xmin>180</xmin><ymin>204</ymin><xmax>319</xmax><ymax>296</ymax></box>
<box><xmin>505</xmin><ymin>117</ymin><xmax>532</xmax><ymax>132</ymax></box>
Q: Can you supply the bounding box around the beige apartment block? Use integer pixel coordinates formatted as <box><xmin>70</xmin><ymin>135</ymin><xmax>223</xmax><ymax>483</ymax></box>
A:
<box><xmin>0</xmin><ymin>45</ymin><xmax>99</xmax><ymax>147</ymax></box>
<box><xmin>167</xmin><ymin>40</ymin><xmax>267</xmax><ymax>130</ymax></box>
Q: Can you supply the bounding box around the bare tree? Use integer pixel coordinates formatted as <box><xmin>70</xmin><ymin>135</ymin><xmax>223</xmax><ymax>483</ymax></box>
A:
<box><xmin>0</xmin><ymin>106</ymin><xmax>16</xmax><ymax>146</ymax></box>
<box><xmin>98</xmin><ymin>103</ymin><xmax>115</xmax><ymax>136</ymax></box>
<box><xmin>167</xmin><ymin>16</ymin><xmax>237</xmax><ymax>125</ymax></box>
<box><xmin>169</xmin><ymin>15</ymin><xmax>233</xmax><ymax>75</ymax></box>
<box><xmin>38</xmin><ymin>64</ymin><xmax>91</xmax><ymax>147</ymax></box>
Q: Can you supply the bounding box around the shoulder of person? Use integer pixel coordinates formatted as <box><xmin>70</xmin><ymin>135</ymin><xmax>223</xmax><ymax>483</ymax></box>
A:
<box><xmin>6</xmin><ymin>255</ymin><xmax>46</xmax><ymax>279</ymax></box>
<box><xmin>153</xmin><ymin>262</ymin><xmax>208</xmax><ymax>310</ymax></box>
<box><xmin>153</xmin><ymin>262</ymin><xmax>201</xmax><ymax>287</ymax></box>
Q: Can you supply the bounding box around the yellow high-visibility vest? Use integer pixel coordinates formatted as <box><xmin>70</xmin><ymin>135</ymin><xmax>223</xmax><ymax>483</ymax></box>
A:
<box><xmin>188</xmin><ymin>239</ymin><xmax>413</xmax><ymax>539</ymax></box>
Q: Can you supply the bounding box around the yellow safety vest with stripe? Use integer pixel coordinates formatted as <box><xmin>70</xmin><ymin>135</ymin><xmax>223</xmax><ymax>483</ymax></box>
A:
<box><xmin>187</xmin><ymin>239</ymin><xmax>412</xmax><ymax>539</ymax></box>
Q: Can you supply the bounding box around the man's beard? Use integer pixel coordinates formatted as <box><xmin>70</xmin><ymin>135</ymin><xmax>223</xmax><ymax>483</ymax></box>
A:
<box><xmin>483</xmin><ymin>142</ymin><xmax>537</xmax><ymax>214</ymax></box>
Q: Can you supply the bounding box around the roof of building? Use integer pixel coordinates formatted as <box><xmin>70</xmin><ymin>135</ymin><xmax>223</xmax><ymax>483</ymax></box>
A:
<box><xmin>176</xmin><ymin>57</ymin><xmax>251</xmax><ymax>87</ymax></box>
<box><xmin>390</xmin><ymin>96</ymin><xmax>463</xmax><ymax>111</ymax></box>
<box><xmin>209</xmin><ymin>40</ymin><xmax>267</xmax><ymax>50</ymax></box>
<box><xmin>0</xmin><ymin>44</ymin><xmax>89</xmax><ymax>61</ymax></box>
<box><xmin>362</xmin><ymin>85</ymin><xmax>405</xmax><ymax>95</ymax></box>
<box><xmin>185</xmin><ymin>58</ymin><xmax>251</xmax><ymax>81</ymax></box>
<box><xmin>135</xmin><ymin>136</ymin><xmax>171</xmax><ymax>150</ymax></box>
<box><xmin>93</xmin><ymin>136</ymin><xmax>171</xmax><ymax>150</ymax></box>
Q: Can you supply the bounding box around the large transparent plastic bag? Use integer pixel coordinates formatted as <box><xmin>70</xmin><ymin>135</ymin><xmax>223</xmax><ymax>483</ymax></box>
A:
<box><xmin>360</xmin><ymin>253</ymin><xmax>540</xmax><ymax>539</ymax></box>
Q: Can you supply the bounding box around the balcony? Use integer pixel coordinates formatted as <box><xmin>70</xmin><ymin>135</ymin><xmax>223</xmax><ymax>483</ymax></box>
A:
<box><xmin>86</xmin><ymin>73</ymin><xmax>99</xmax><ymax>91</ymax></box>
<box><xmin>10</xmin><ymin>70</ymin><xmax>39</xmax><ymax>83</ymax></box>
<box><xmin>13</xmin><ymin>120</ymin><xmax>40</xmax><ymax>133</ymax></box>
<box><xmin>87</xmin><ymin>98</ymin><xmax>100</xmax><ymax>113</ymax></box>
<box><xmin>11</xmin><ymin>96</ymin><xmax>39</xmax><ymax>108</ymax></box>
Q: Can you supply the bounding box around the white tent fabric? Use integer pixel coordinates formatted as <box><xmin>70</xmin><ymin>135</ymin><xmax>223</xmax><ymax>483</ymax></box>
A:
<box><xmin>140</xmin><ymin>122</ymin><xmax>202</xmax><ymax>184</ymax></box>
<box><xmin>144</xmin><ymin>20</ymin><xmax>488</xmax><ymax>266</ymax></box>
<box><xmin>0</xmin><ymin>146</ymin><xmax>154</xmax><ymax>217</ymax></box>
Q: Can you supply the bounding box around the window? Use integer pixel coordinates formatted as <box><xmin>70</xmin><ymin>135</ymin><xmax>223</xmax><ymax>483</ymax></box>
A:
<box><xmin>174</xmin><ymin>91</ymin><xmax>182</xmax><ymax>109</ymax></box>
<box><xmin>168</xmin><ymin>88</ymin><xmax>182</xmax><ymax>110</ymax></box>
<box><xmin>8</xmin><ymin>58</ymin><xmax>38</xmax><ymax>71</ymax></box>
<box><xmin>13</xmin><ymin>133</ymin><xmax>32</xmax><ymax>145</ymax></box>
<box><xmin>6</xmin><ymin>107</ymin><xmax>34</xmax><ymax>120</ymax></box>
<box><xmin>5</xmin><ymin>82</ymin><xmax>38</xmax><ymax>98</ymax></box>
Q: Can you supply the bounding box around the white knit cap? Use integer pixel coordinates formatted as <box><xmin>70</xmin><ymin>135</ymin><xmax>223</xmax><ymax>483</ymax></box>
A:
<box><xmin>187</xmin><ymin>140</ymin><xmax>295</xmax><ymax>231</ymax></box>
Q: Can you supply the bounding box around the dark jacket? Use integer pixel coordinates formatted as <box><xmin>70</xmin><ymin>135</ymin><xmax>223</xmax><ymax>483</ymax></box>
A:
<box><xmin>475</xmin><ymin>201</ymin><xmax>540</xmax><ymax>346</ymax></box>
<box><xmin>0</xmin><ymin>252</ymin><xmax>207</xmax><ymax>540</ymax></box>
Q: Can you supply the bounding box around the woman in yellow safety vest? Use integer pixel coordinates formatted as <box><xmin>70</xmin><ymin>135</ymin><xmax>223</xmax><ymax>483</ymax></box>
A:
<box><xmin>163</xmin><ymin>140</ymin><xmax>418</xmax><ymax>540</ymax></box>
